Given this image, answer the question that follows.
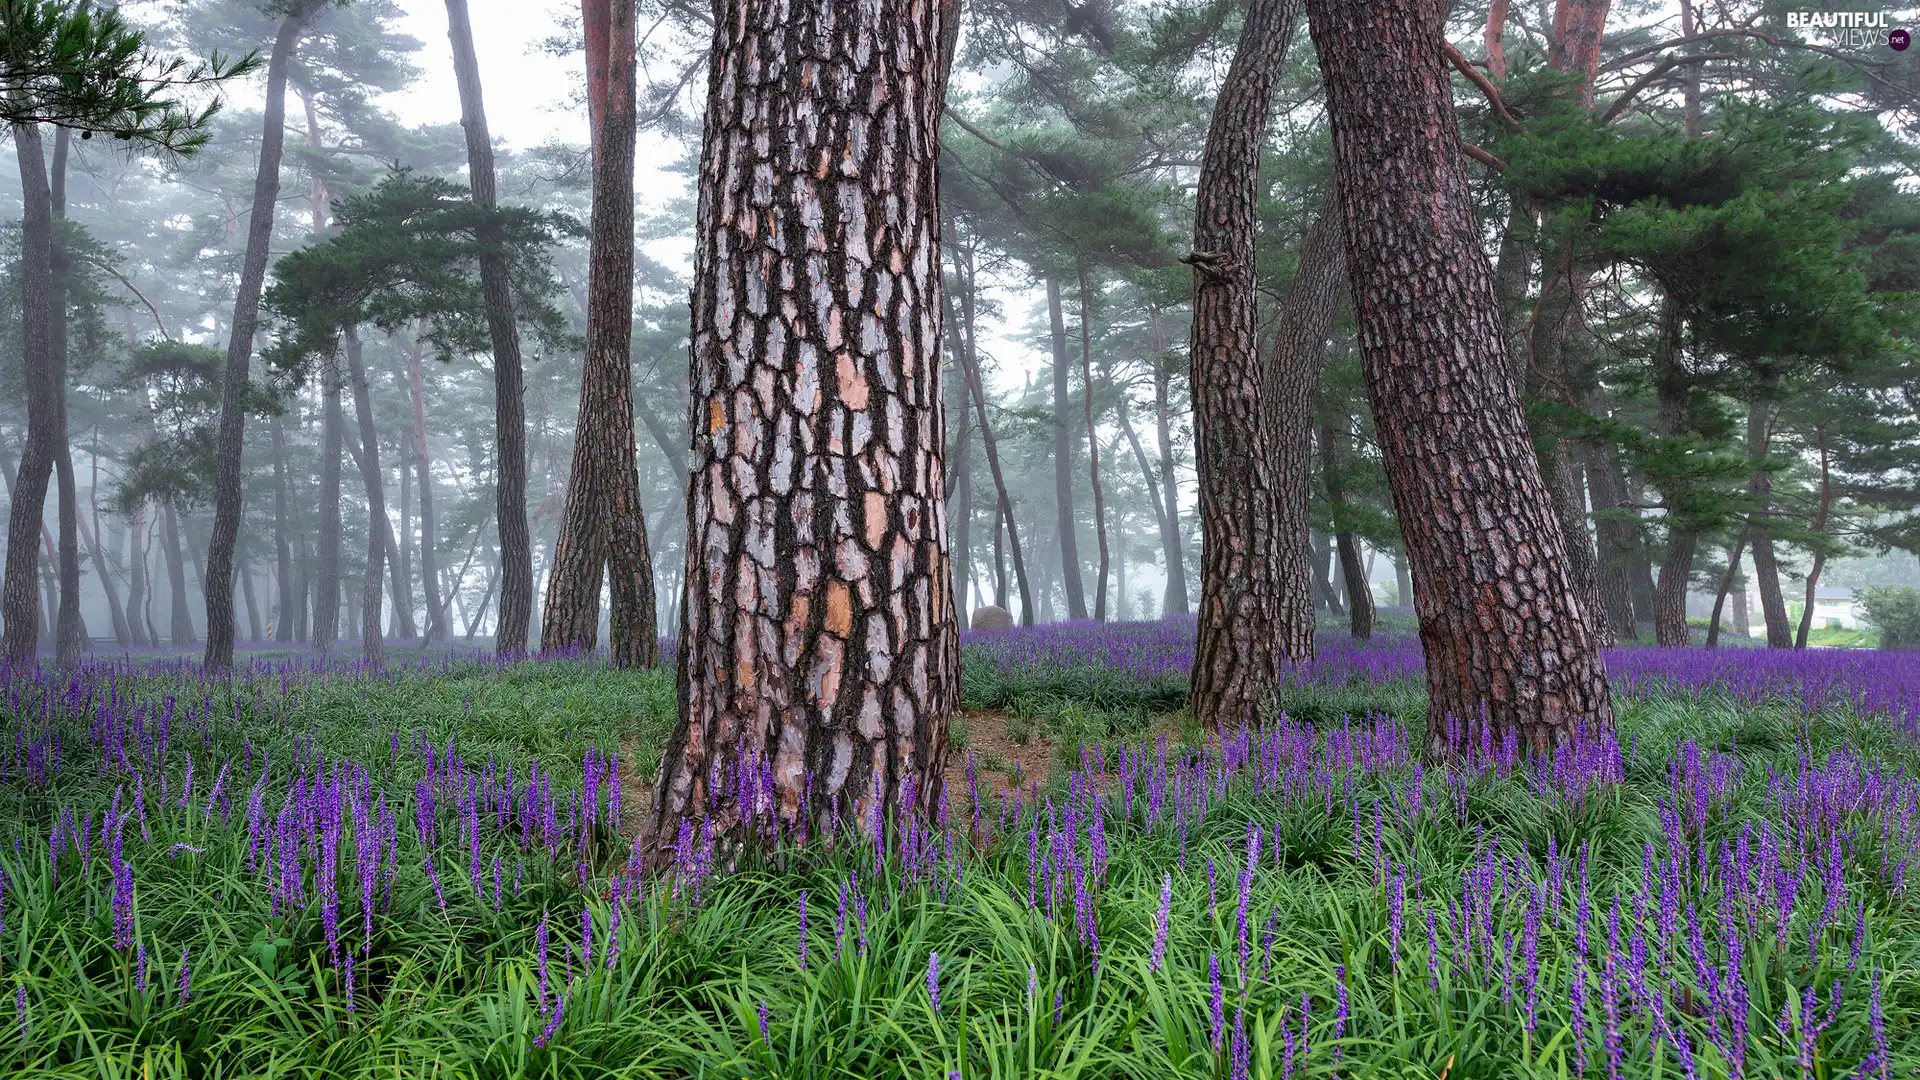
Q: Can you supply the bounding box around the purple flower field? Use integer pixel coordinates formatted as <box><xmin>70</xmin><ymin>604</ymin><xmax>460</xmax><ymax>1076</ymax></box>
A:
<box><xmin>0</xmin><ymin>620</ymin><xmax>1915</xmax><ymax>1076</ymax></box>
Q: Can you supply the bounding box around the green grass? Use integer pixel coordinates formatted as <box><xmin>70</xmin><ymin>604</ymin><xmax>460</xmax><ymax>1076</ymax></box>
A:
<box><xmin>0</xmin><ymin>655</ymin><xmax>1915</xmax><ymax>1078</ymax></box>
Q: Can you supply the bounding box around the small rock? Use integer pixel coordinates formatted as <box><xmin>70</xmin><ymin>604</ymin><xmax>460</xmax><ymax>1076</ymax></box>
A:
<box><xmin>971</xmin><ymin>605</ymin><xmax>1014</xmax><ymax>631</ymax></box>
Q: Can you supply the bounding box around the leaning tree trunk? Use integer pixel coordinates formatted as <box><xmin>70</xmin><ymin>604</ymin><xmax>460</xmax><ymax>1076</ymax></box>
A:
<box><xmin>542</xmin><ymin>0</ymin><xmax>659</xmax><ymax>668</ymax></box>
<box><xmin>346</xmin><ymin>333</ymin><xmax>387</xmax><ymax>667</ymax></box>
<box><xmin>160</xmin><ymin>502</ymin><xmax>194</xmax><ymax>645</ymax></box>
<box><xmin>1321</xmin><ymin>418</ymin><xmax>1374</xmax><ymax>640</ymax></box>
<box><xmin>1306</xmin><ymin>0</ymin><xmax>1615</xmax><ymax>753</ymax></box>
<box><xmin>313</xmin><ymin>361</ymin><xmax>344</xmax><ymax>652</ymax></box>
<box><xmin>1</xmin><ymin>122</ymin><xmax>58</xmax><ymax>664</ymax></box>
<box><xmin>1579</xmin><ymin>438</ymin><xmax>1639</xmax><ymax>640</ymax></box>
<box><xmin>1793</xmin><ymin>427</ymin><xmax>1832</xmax><ymax>650</ymax></box>
<box><xmin>1150</xmin><ymin>312</ymin><xmax>1189</xmax><ymax>615</ymax></box>
<box><xmin>1650</xmin><ymin>302</ymin><xmax>1696</xmax><ymax>647</ymax></box>
<box><xmin>647</xmin><ymin>0</ymin><xmax>961</xmax><ymax>864</ymax></box>
<box><xmin>1265</xmin><ymin>197</ymin><xmax>1347</xmax><ymax>660</ymax></box>
<box><xmin>406</xmin><ymin>331</ymin><xmax>449</xmax><ymax>640</ymax></box>
<box><xmin>203</xmin><ymin>8</ymin><xmax>316</xmax><ymax>670</ymax></box>
<box><xmin>952</xmin><ymin>236</ymin><xmax>1033</xmax><ymax>623</ymax></box>
<box><xmin>1186</xmin><ymin>0</ymin><xmax>1301</xmax><ymax>729</ymax></box>
<box><xmin>1744</xmin><ymin>396</ymin><xmax>1794</xmax><ymax>648</ymax></box>
<box><xmin>1076</xmin><ymin>262</ymin><xmax>1110</xmax><ymax>622</ymax></box>
<box><xmin>126</xmin><ymin>503</ymin><xmax>149</xmax><ymax>646</ymax></box>
<box><xmin>271</xmin><ymin>415</ymin><xmax>297</xmax><ymax>641</ymax></box>
<box><xmin>49</xmin><ymin>127</ymin><xmax>84</xmax><ymax>666</ymax></box>
<box><xmin>1046</xmin><ymin>275</ymin><xmax>1089</xmax><ymax>620</ymax></box>
<box><xmin>446</xmin><ymin>0</ymin><xmax>534</xmax><ymax>656</ymax></box>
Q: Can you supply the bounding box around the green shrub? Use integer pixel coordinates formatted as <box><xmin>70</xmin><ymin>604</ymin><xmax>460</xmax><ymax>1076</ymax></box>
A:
<box><xmin>1860</xmin><ymin>585</ymin><xmax>1920</xmax><ymax>649</ymax></box>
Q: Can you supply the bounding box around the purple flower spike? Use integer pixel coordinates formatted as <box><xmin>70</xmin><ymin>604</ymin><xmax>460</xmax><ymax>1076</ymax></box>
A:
<box><xmin>927</xmin><ymin>951</ymin><xmax>941</xmax><ymax>1012</ymax></box>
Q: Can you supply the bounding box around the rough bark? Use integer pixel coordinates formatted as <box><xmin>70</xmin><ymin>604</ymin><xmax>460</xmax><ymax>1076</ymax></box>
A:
<box><xmin>1307</xmin><ymin>0</ymin><xmax>1616</xmax><ymax>752</ymax></box>
<box><xmin>1</xmin><ymin>123</ymin><xmax>57</xmax><ymax>664</ymax></box>
<box><xmin>1548</xmin><ymin>0</ymin><xmax>1613</xmax><ymax>109</ymax></box>
<box><xmin>542</xmin><ymin>0</ymin><xmax>659</xmax><ymax>667</ymax></box>
<box><xmin>1046</xmin><ymin>275</ymin><xmax>1089</xmax><ymax>620</ymax></box>
<box><xmin>345</xmin><ymin>333</ymin><xmax>388</xmax><ymax>667</ymax></box>
<box><xmin>647</xmin><ymin>0</ymin><xmax>961</xmax><ymax>863</ymax></box>
<box><xmin>1076</xmin><ymin>263</ymin><xmax>1111</xmax><ymax>621</ymax></box>
<box><xmin>1266</xmin><ymin>199</ymin><xmax>1346</xmax><ymax>660</ymax></box>
<box><xmin>203</xmin><ymin>8</ymin><xmax>316</xmax><ymax>669</ymax></box>
<box><xmin>314</xmin><ymin>360</ymin><xmax>343</xmax><ymax>652</ymax></box>
<box><xmin>446</xmin><ymin>0</ymin><xmax>534</xmax><ymax>656</ymax></box>
<box><xmin>1186</xmin><ymin>0</ymin><xmax>1301</xmax><ymax>729</ymax></box>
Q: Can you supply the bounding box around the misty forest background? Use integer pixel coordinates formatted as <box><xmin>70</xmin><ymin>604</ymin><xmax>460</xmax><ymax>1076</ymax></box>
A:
<box><xmin>2</xmin><ymin>0</ymin><xmax>1918</xmax><ymax>664</ymax></box>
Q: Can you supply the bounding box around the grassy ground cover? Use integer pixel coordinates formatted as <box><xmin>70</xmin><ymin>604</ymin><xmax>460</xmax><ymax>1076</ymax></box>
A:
<box><xmin>0</xmin><ymin>623</ymin><xmax>1915</xmax><ymax>1077</ymax></box>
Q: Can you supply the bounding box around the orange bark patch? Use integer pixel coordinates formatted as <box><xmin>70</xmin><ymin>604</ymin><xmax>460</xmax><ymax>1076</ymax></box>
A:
<box><xmin>864</xmin><ymin>491</ymin><xmax>888</xmax><ymax>550</ymax></box>
<box><xmin>709</xmin><ymin>397</ymin><xmax>726</xmax><ymax>435</ymax></box>
<box><xmin>825</xmin><ymin>581</ymin><xmax>852</xmax><ymax>636</ymax></box>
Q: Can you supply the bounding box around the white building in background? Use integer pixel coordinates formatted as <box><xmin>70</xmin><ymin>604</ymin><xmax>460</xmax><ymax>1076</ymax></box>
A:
<box><xmin>1808</xmin><ymin>587</ymin><xmax>1862</xmax><ymax>631</ymax></box>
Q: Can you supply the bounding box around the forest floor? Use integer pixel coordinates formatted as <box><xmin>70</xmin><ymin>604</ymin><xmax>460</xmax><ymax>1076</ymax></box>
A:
<box><xmin>1</xmin><ymin>622</ymin><xmax>1916</xmax><ymax>1077</ymax></box>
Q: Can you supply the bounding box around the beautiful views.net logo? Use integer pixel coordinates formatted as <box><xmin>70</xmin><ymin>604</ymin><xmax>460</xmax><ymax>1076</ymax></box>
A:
<box><xmin>1785</xmin><ymin>10</ymin><xmax>1911</xmax><ymax>50</ymax></box>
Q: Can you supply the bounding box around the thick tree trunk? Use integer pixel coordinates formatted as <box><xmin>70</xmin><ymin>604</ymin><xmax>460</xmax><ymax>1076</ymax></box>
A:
<box><xmin>271</xmin><ymin>416</ymin><xmax>296</xmax><ymax>641</ymax></box>
<box><xmin>204</xmin><ymin>8</ymin><xmax>316</xmax><ymax>670</ymax></box>
<box><xmin>1186</xmin><ymin>0</ymin><xmax>1301</xmax><ymax>729</ymax></box>
<box><xmin>648</xmin><ymin>0</ymin><xmax>960</xmax><ymax>862</ymax></box>
<box><xmin>446</xmin><ymin>0</ymin><xmax>534</xmax><ymax>656</ymax></box>
<box><xmin>407</xmin><ymin>331</ymin><xmax>449</xmax><ymax>640</ymax></box>
<box><xmin>161</xmin><ymin>501</ymin><xmax>194</xmax><ymax>645</ymax></box>
<box><xmin>543</xmin><ymin>0</ymin><xmax>659</xmax><ymax>668</ymax></box>
<box><xmin>345</xmin><ymin>333</ymin><xmax>388</xmax><ymax>667</ymax></box>
<box><xmin>1654</xmin><ymin>530</ymin><xmax>1697</xmax><ymax>646</ymax></box>
<box><xmin>1046</xmin><ymin>275</ymin><xmax>1089</xmax><ymax>620</ymax></box>
<box><xmin>1151</xmin><ymin>310</ymin><xmax>1189</xmax><ymax>615</ymax></box>
<box><xmin>314</xmin><ymin>361</ymin><xmax>344</xmax><ymax>652</ymax></box>
<box><xmin>1266</xmin><ymin>199</ymin><xmax>1346</xmax><ymax>660</ymax></box>
<box><xmin>1307</xmin><ymin>0</ymin><xmax>1615</xmax><ymax>752</ymax></box>
<box><xmin>1744</xmin><ymin>397</ymin><xmax>1793</xmax><ymax>648</ymax></box>
<box><xmin>1076</xmin><ymin>263</ymin><xmax>1110</xmax><ymax>621</ymax></box>
<box><xmin>1321</xmin><ymin>419</ymin><xmax>1374</xmax><ymax>639</ymax></box>
<box><xmin>1</xmin><ymin>123</ymin><xmax>57</xmax><ymax>664</ymax></box>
